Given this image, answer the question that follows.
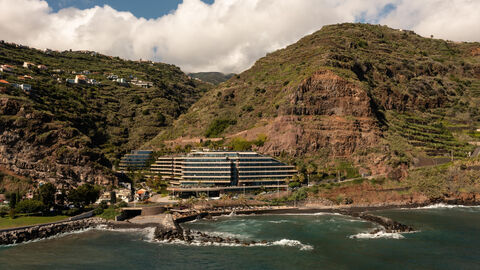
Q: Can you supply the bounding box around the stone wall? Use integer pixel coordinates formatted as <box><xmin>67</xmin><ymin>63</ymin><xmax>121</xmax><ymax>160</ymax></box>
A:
<box><xmin>0</xmin><ymin>217</ymin><xmax>105</xmax><ymax>245</ymax></box>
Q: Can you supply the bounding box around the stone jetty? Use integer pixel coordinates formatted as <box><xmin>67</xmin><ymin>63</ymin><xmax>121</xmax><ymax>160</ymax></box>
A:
<box><xmin>0</xmin><ymin>217</ymin><xmax>105</xmax><ymax>245</ymax></box>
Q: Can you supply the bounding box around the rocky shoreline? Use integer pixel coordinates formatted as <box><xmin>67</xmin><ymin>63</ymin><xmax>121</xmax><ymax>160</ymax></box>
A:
<box><xmin>2</xmin><ymin>199</ymin><xmax>476</xmax><ymax>246</ymax></box>
<box><xmin>0</xmin><ymin>217</ymin><xmax>105</xmax><ymax>245</ymax></box>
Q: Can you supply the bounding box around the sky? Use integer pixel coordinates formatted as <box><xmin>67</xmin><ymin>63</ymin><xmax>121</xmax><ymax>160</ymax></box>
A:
<box><xmin>0</xmin><ymin>0</ymin><xmax>479</xmax><ymax>73</ymax></box>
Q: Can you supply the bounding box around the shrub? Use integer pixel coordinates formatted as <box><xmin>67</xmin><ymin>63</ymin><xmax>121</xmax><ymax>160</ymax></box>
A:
<box><xmin>93</xmin><ymin>207</ymin><xmax>104</xmax><ymax>215</ymax></box>
<box><xmin>205</xmin><ymin>119</ymin><xmax>236</xmax><ymax>138</ymax></box>
<box><xmin>117</xmin><ymin>201</ymin><xmax>128</xmax><ymax>208</ymax></box>
<box><xmin>15</xmin><ymin>199</ymin><xmax>45</xmax><ymax>214</ymax></box>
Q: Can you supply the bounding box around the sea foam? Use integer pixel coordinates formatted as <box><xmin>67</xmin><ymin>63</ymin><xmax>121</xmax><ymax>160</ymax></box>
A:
<box><xmin>349</xmin><ymin>231</ymin><xmax>405</xmax><ymax>240</ymax></box>
<box><xmin>415</xmin><ymin>203</ymin><xmax>480</xmax><ymax>209</ymax></box>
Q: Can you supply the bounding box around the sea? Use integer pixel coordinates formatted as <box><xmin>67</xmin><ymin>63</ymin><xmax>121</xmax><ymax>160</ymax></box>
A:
<box><xmin>0</xmin><ymin>204</ymin><xmax>479</xmax><ymax>270</ymax></box>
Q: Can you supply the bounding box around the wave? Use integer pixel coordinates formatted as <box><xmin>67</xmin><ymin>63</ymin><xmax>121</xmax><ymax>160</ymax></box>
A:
<box><xmin>275</xmin><ymin>212</ymin><xmax>344</xmax><ymax>217</ymax></box>
<box><xmin>267</xmin><ymin>220</ymin><xmax>290</xmax><ymax>224</ymax></box>
<box><xmin>405</xmin><ymin>203</ymin><xmax>480</xmax><ymax>210</ymax></box>
<box><xmin>270</xmin><ymin>239</ymin><xmax>314</xmax><ymax>251</ymax></box>
<box><xmin>349</xmin><ymin>230</ymin><xmax>405</xmax><ymax>240</ymax></box>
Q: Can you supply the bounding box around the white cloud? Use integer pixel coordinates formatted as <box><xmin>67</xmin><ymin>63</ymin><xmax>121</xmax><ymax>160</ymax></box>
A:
<box><xmin>380</xmin><ymin>0</ymin><xmax>480</xmax><ymax>42</ymax></box>
<box><xmin>0</xmin><ymin>0</ymin><xmax>478</xmax><ymax>73</ymax></box>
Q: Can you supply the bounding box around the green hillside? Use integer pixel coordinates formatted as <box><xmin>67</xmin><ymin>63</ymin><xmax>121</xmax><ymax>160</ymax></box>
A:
<box><xmin>148</xmin><ymin>23</ymin><xmax>480</xmax><ymax>173</ymax></box>
<box><xmin>0</xmin><ymin>43</ymin><xmax>210</xmax><ymax>187</ymax></box>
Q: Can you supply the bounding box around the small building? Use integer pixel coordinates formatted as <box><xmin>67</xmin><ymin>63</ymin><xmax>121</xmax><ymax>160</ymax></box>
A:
<box><xmin>131</xmin><ymin>79</ymin><xmax>153</xmax><ymax>88</ymax></box>
<box><xmin>115</xmin><ymin>188</ymin><xmax>132</xmax><ymax>203</ymax></box>
<box><xmin>23</xmin><ymin>62</ymin><xmax>35</xmax><ymax>68</ymax></box>
<box><xmin>0</xmin><ymin>79</ymin><xmax>9</xmax><ymax>84</ymax></box>
<box><xmin>20</xmin><ymin>84</ymin><xmax>32</xmax><ymax>93</ymax></box>
<box><xmin>135</xmin><ymin>189</ymin><xmax>150</xmax><ymax>201</ymax></box>
<box><xmin>107</xmin><ymin>74</ymin><xmax>118</xmax><ymax>80</ymax></box>
<box><xmin>66</xmin><ymin>78</ymin><xmax>75</xmax><ymax>84</ymax></box>
<box><xmin>75</xmin><ymin>75</ymin><xmax>87</xmax><ymax>84</ymax></box>
<box><xmin>0</xmin><ymin>64</ymin><xmax>14</xmax><ymax>72</ymax></box>
<box><xmin>0</xmin><ymin>194</ymin><xmax>5</xmax><ymax>203</ymax></box>
<box><xmin>37</xmin><ymin>64</ymin><xmax>47</xmax><ymax>70</ymax></box>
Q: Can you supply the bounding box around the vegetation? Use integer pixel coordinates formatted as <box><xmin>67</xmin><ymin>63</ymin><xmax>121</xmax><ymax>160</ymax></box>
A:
<box><xmin>148</xmin><ymin>23</ymin><xmax>480</xmax><ymax>185</ymax></box>
<box><xmin>0</xmin><ymin>42</ymin><xmax>212</xmax><ymax>189</ymax></box>
<box><xmin>67</xmin><ymin>184</ymin><xmax>101</xmax><ymax>208</ymax></box>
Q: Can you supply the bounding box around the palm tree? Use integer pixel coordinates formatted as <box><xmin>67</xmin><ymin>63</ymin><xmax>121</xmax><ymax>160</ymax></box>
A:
<box><xmin>306</xmin><ymin>163</ymin><xmax>317</xmax><ymax>187</ymax></box>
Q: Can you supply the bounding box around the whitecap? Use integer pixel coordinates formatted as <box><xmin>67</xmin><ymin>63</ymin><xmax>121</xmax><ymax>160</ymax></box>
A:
<box><xmin>270</xmin><ymin>239</ymin><xmax>314</xmax><ymax>251</ymax></box>
<box><xmin>349</xmin><ymin>230</ymin><xmax>405</xmax><ymax>239</ymax></box>
<box><xmin>417</xmin><ymin>203</ymin><xmax>480</xmax><ymax>209</ymax></box>
<box><xmin>267</xmin><ymin>220</ymin><xmax>290</xmax><ymax>224</ymax></box>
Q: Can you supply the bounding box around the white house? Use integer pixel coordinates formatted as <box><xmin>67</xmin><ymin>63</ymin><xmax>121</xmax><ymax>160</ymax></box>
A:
<box><xmin>20</xmin><ymin>84</ymin><xmax>31</xmax><ymax>92</ymax></box>
<box><xmin>23</xmin><ymin>62</ymin><xmax>35</xmax><ymax>68</ymax></box>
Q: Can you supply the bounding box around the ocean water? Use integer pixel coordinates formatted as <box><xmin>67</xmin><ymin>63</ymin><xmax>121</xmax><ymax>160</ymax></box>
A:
<box><xmin>1</xmin><ymin>204</ymin><xmax>479</xmax><ymax>270</ymax></box>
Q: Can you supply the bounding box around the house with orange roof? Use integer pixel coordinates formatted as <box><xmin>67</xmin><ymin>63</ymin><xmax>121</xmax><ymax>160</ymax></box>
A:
<box><xmin>0</xmin><ymin>79</ymin><xmax>9</xmax><ymax>84</ymax></box>
<box><xmin>75</xmin><ymin>75</ymin><xmax>87</xmax><ymax>84</ymax></box>
<box><xmin>0</xmin><ymin>65</ymin><xmax>14</xmax><ymax>72</ymax></box>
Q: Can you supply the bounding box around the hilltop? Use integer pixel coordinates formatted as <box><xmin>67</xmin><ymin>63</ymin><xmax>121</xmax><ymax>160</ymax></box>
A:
<box><xmin>148</xmin><ymin>23</ymin><xmax>480</xmax><ymax>177</ymax></box>
<box><xmin>0</xmin><ymin>42</ymin><xmax>210</xmax><ymax>190</ymax></box>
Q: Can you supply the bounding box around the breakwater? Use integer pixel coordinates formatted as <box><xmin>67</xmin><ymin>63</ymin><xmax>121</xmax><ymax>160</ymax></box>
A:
<box><xmin>0</xmin><ymin>217</ymin><xmax>105</xmax><ymax>245</ymax></box>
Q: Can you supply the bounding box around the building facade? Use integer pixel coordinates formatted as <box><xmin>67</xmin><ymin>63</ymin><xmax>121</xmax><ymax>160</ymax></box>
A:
<box><xmin>118</xmin><ymin>150</ymin><xmax>153</xmax><ymax>172</ymax></box>
<box><xmin>150</xmin><ymin>150</ymin><xmax>297</xmax><ymax>196</ymax></box>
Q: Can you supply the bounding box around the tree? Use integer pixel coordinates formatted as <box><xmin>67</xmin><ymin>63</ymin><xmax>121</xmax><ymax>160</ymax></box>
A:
<box><xmin>68</xmin><ymin>184</ymin><xmax>101</xmax><ymax>208</ymax></box>
<box><xmin>306</xmin><ymin>163</ymin><xmax>317</xmax><ymax>186</ymax></box>
<box><xmin>110</xmin><ymin>191</ymin><xmax>117</xmax><ymax>204</ymax></box>
<box><xmin>38</xmin><ymin>183</ymin><xmax>56</xmax><ymax>210</ymax></box>
<box><xmin>15</xmin><ymin>199</ymin><xmax>45</xmax><ymax>214</ymax></box>
<box><xmin>8</xmin><ymin>193</ymin><xmax>17</xmax><ymax>209</ymax></box>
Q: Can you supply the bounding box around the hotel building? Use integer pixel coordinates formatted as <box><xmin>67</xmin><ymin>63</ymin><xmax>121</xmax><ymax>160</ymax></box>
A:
<box><xmin>118</xmin><ymin>150</ymin><xmax>153</xmax><ymax>172</ymax></box>
<box><xmin>150</xmin><ymin>150</ymin><xmax>297</xmax><ymax>196</ymax></box>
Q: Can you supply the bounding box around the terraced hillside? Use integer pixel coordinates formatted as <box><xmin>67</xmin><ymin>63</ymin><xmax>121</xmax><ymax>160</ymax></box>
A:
<box><xmin>148</xmin><ymin>23</ymin><xmax>480</xmax><ymax>174</ymax></box>
<box><xmin>0</xmin><ymin>42</ymin><xmax>210</xmax><ymax>188</ymax></box>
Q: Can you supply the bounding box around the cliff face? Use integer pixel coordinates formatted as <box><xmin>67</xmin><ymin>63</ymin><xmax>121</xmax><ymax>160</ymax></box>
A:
<box><xmin>238</xmin><ymin>70</ymin><xmax>380</xmax><ymax>159</ymax></box>
<box><xmin>0</xmin><ymin>97</ymin><xmax>115</xmax><ymax>187</ymax></box>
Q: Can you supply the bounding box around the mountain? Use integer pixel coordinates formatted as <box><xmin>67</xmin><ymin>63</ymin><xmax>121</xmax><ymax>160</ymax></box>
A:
<box><xmin>0</xmin><ymin>42</ymin><xmax>210</xmax><ymax>189</ymax></box>
<box><xmin>148</xmin><ymin>23</ymin><xmax>480</xmax><ymax>177</ymax></box>
<box><xmin>188</xmin><ymin>72</ymin><xmax>235</xmax><ymax>85</ymax></box>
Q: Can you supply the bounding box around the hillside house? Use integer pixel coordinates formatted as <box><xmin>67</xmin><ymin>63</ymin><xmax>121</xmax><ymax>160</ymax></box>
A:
<box><xmin>37</xmin><ymin>64</ymin><xmax>47</xmax><ymax>70</ymax></box>
<box><xmin>23</xmin><ymin>62</ymin><xmax>35</xmax><ymax>68</ymax></box>
<box><xmin>20</xmin><ymin>84</ymin><xmax>32</xmax><ymax>93</ymax></box>
<box><xmin>131</xmin><ymin>79</ymin><xmax>153</xmax><ymax>88</ymax></box>
<box><xmin>135</xmin><ymin>189</ymin><xmax>150</xmax><ymax>201</ymax></box>
<box><xmin>107</xmin><ymin>74</ymin><xmax>118</xmax><ymax>80</ymax></box>
<box><xmin>0</xmin><ymin>65</ymin><xmax>14</xmax><ymax>72</ymax></box>
<box><xmin>75</xmin><ymin>75</ymin><xmax>87</xmax><ymax>84</ymax></box>
<box><xmin>116</xmin><ymin>188</ymin><xmax>132</xmax><ymax>203</ymax></box>
<box><xmin>0</xmin><ymin>79</ymin><xmax>9</xmax><ymax>84</ymax></box>
<box><xmin>66</xmin><ymin>78</ymin><xmax>75</xmax><ymax>84</ymax></box>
